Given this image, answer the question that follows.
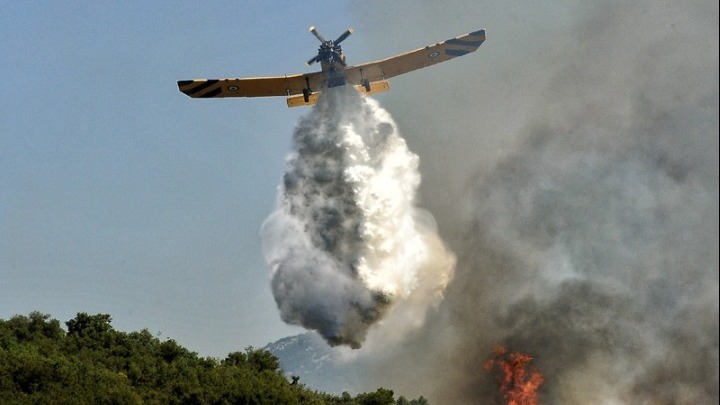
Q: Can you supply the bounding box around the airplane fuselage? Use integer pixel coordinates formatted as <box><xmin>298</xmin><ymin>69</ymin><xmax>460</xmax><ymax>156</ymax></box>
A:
<box><xmin>320</xmin><ymin>61</ymin><xmax>347</xmax><ymax>88</ymax></box>
<box><xmin>317</xmin><ymin>42</ymin><xmax>347</xmax><ymax>88</ymax></box>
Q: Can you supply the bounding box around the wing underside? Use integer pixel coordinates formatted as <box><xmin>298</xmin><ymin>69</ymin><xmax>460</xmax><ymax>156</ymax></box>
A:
<box><xmin>343</xmin><ymin>29</ymin><xmax>486</xmax><ymax>85</ymax></box>
<box><xmin>177</xmin><ymin>73</ymin><xmax>323</xmax><ymax>99</ymax></box>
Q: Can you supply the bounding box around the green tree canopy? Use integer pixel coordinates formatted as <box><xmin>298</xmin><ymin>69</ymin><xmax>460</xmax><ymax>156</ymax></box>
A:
<box><xmin>0</xmin><ymin>312</ymin><xmax>429</xmax><ymax>404</ymax></box>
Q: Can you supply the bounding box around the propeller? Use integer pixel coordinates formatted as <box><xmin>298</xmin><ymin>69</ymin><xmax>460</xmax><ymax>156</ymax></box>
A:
<box><xmin>309</xmin><ymin>26</ymin><xmax>326</xmax><ymax>43</ymax></box>
<box><xmin>306</xmin><ymin>55</ymin><xmax>321</xmax><ymax>66</ymax></box>
<box><xmin>305</xmin><ymin>26</ymin><xmax>353</xmax><ymax>66</ymax></box>
<box><xmin>334</xmin><ymin>28</ymin><xmax>353</xmax><ymax>45</ymax></box>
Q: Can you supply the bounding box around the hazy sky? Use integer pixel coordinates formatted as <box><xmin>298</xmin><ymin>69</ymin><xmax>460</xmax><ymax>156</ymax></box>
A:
<box><xmin>1</xmin><ymin>2</ymin><xmax>368</xmax><ymax>356</ymax></box>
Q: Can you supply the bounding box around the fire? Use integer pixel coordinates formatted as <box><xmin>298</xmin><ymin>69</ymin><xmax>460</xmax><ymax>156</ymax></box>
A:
<box><xmin>484</xmin><ymin>345</ymin><xmax>544</xmax><ymax>405</ymax></box>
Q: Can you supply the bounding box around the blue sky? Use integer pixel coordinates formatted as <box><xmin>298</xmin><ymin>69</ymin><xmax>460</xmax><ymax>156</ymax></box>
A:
<box><xmin>1</xmin><ymin>2</ymin><xmax>364</xmax><ymax>356</ymax></box>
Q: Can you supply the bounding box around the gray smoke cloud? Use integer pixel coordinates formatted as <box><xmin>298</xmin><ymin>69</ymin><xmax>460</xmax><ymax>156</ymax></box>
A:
<box><xmin>262</xmin><ymin>86</ymin><xmax>455</xmax><ymax>348</ymax></box>
<box><xmin>345</xmin><ymin>0</ymin><xmax>718</xmax><ymax>403</ymax></box>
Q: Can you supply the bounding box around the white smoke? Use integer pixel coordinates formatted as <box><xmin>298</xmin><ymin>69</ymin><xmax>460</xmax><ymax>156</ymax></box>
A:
<box><xmin>261</xmin><ymin>86</ymin><xmax>455</xmax><ymax>348</ymax></box>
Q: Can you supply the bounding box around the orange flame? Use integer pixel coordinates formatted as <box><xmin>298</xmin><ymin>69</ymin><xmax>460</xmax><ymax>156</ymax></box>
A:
<box><xmin>484</xmin><ymin>345</ymin><xmax>544</xmax><ymax>405</ymax></box>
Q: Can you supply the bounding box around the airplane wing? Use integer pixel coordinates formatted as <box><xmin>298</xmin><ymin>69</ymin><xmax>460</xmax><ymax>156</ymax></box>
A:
<box><xmin>343</xmin><ymin>29</ymin><xmax>485</xmax><ymax>85</ymax></box>
<box><xmin>177</xmin><ymin>72</ymin><xmax>324</xmax><ymax>98</ymax></box>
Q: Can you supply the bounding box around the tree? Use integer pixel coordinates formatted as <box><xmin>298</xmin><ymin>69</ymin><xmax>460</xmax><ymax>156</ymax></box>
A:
<box><xmin>410</xmin><ymin>396</ymin><xmax>430</xmax><ymax>405</ymax></box>
<box><xmin>66</xmin><ymin>313</ymin><xmax>112</xmax><ymax>339</ymax></box>
<box><xmin>223</xmin><ymin>350</ymin><xmax>247</xmax><ymax>367</ymax></box>
<box><xmin>356</xmin><ymin>387</ymin><xmax>396</xmax><ymax>405</ymax></box>
<box><xmin>245</xmin><ymin>346</ymin><xmax>280</xmax><ymax>372</ymax></box>
<box><xmin>158</xmin><ymin>339</ymin><xmax>191</xmax><ymax>363</ymax></box>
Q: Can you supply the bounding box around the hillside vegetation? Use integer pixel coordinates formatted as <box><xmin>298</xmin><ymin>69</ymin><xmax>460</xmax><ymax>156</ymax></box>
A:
<box><xmin>0</xmin><ymin>312</ymin><xmax>427</xmax><ymax>404</ymax></box>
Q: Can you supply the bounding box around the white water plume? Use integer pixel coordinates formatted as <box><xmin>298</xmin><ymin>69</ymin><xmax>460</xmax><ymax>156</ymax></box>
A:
<box><xmin>261</xmin><ymin>86</ymin><xmax>455</xmax><ymax>348</ymax></box>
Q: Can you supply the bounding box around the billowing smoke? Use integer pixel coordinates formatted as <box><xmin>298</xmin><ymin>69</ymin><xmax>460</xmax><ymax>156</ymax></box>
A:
<box><xmin>441</xmin><ymin>132</ymin><xmax>718</xmax><ymax>403</ymax></box>
<box><xmin>262</xmin><ymin>86</ymin><xmax>455</xmax><ymax>348</ymax></box>
<box><xmin>345</xmin><ymin>0</ymin><xmax>718</xmax><ymax>403</ymax></box>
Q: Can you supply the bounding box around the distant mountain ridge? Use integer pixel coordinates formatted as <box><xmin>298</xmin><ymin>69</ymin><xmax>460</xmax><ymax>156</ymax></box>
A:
<box><xmin>264</xmin><ymin>332</ymin><xmax>363</xmax><ymax>394</ymax></box>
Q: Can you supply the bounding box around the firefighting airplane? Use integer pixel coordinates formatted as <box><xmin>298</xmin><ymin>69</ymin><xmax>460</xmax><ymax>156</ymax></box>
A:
<box><xmin>177</xmin><ymin>27</ymin><xmax>486</xmax><ymax>108</ymax></box>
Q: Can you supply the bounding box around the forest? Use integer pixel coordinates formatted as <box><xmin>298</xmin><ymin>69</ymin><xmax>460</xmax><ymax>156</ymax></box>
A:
<box><xmin>0</xmin><ymin>312</ymin><xmax>428</xmax><ymax>404</ymax></box>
